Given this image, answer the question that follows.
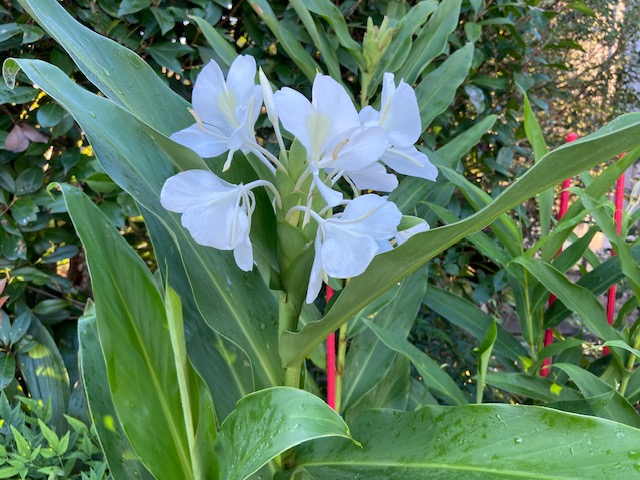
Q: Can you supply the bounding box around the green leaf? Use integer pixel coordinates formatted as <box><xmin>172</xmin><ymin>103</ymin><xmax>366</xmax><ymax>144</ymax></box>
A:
<box><xmin>289</xmin><ymin>404</ymin><xmax>640</xmax><ymax>479</ymax></box>
<box><xmin>59</xmin><ymin>183</ymin><xmax>193</xmax><ymax>480</ymax></box>
<box><xmin>300</xmin><ymin>0</ymin><xmax>361</xmax><ymax>52</ymax></box>
<box><xmin>363</xmin><ymin>319</ymin><xmax>468</xmax><ymax>405</ymax></box>
<box><xmin>398</xmin><ymin>0</ymin><xmax>462</xmax><ymax>84</ymax></box>
<box><xmin>423</xmin><ymin>286</ymin><xmax>527</xmax><ymax>361</ymax></box>
<box><xmin>0</xmin><ymin>353</ymin><xmax>15</xmax><ymax>390</ymax></box>
<box><xmin>552</xmin><ymin>363</ymin><xmax>640</xmax><ymax>428</ymax></box>
<box><xmin>37</xmin><ymin>419</ymin><xmax>60</xmax><ymax>453</ymax></box>
<box><xmin>216</xmin><ymin>387</ymin><xmax>354</xmax><ymax>480</ymax></box>
<box><xmin>485</xmin><ymin>372</ymin><xmax>581</xmax><ymax>403</ymax></box>
<box><xmin>10</xmin><ymin>426</ymin><xmax>30</xmax><ymax>457</ymax></box>
<box><xmin>15</xmin><ymin>0</ymin><xmax>192</xmax><ymax>135</ymax></box>
<box><xmin>14</xmin><ymin>313</ymin><xmax>69</xmax><ymax>433</ymax></box>
<box><xmin>151</xmin><ymin>7</ymin><xmax>175</xmax><ymax>35</ymax></box>
<box><xmin>566</xmin><ymin>2</ymin><xmax>596</xmax><ymax>16</ymax></box>
<box><xmin>189</xmin><ymin>15</ymin><xmax>237</xmax><ymax>68</ymax></box>
<box><xmin>117</xmin><ymin>0</ymin><xmax>151</xmax><ymax>17</ymax></box>
<box><xmin>36</xmin><ymin>102</ymin><xmax>65</xmax><ymax>128</ymax></box>
<box><xmin>78</xmin><ymin>303</ymin><xmax>154</xmax><ymax>480</ymax></box>
<box><xmin>342</xmin><ymin>269</ymin><xmax>427</xmax><ymax>412</ymax></box>
<box><xmin>147</xmin><ymin>42</ymin><xmax>194</xmax><ymax>74</ymax></box>
<box><xmin>476</xmin><ymin>321</ymin><xmax>497</xmax><ymax>404</ymax></box>
<box><xmin>282</xmin><ymin>112</ymin><xmax>640</xmax><ymax>367</ymax></box>
<box><xmin>415</xmin><ymin>43</ymin><xmax>474</xmax><ymax>129</ymax></box>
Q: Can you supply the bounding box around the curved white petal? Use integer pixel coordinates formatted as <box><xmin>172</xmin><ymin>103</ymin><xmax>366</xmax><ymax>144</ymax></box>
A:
<box><xmin>273</xmin><ymin>87</ymin><xmax>316</xmax><ymax>152</ymax></box>
<box><xmin>259</xmin><ymin>68</ymin><xmax>279</xmax><ymax>126</ymax></box>
<box><xmin>192</xmin><ymin>60</ymin><xmax>226</xmax><ymax>125</ymax></box>
<box><xmin>160</xmin><ymin>170</ymin><xmax>230</xmax><ymax>213</ymax></box>
<box><xmin>233</xmin><ymin>233</ymin><xmax>254</xmax><ymax>271</ymax></box>
<box><xmin>381</xmin><ymin>146</ymin><xmax>438</xmax><ymax>181</ymax></box>
<box><xmin>314</xmin><ymin>174</ymin><xmax>344</xmax><ymax>207</ymax></box>
<box><xmin>320</xmin><ymin>227</ymin><xmax>378</xmax><ymax>278</ymax></box>
<box><xmin>336</xmin><ymin>194</ymin><xmax>401</xmax><ymax>238</ymax></box>
<box><xmin>379</xmin><ymin>81</ymin><xmax>421</xmax><ymax>147</ymax></box>
<box><xmin>326</xmin><ymin>127</ymin><xmax>389</xmax><ymax>172</ymax></box>
<box><xmin>358</xmin><ymin>105</ymin><xmax>379</xmax><ymax>127</ymax></box>
<box><xmin>170</xmin><ymin>124</ymin><xmax>229</xmax><ymax>159</ymax></box>
<box><xmin>305</xmin><ymin>236</ymin><xmax>325</xmax><ymax>304</ymax></box>
<box><xmin>226</xmin><ymin>55</ymin><xmax>257</xmax><ymax>100</ymax></box>
<box><xmin>346</xmin><ymin>162</ymin><xmax>399</xmax><ymax>192</ymax></box>
<box><xmin>180</xmin><ymin>192</ymin><xmax>249</xmax><ymax>250</ymax></box>
<box><xmin>380</xmin><ymin>72</ymin><xmax>396</xmax><ymax>112</ymax></box>
<box><xmin>312</xmin><ymin>75</ymin><xmax>360</xmax><ymax>137</ymax></box>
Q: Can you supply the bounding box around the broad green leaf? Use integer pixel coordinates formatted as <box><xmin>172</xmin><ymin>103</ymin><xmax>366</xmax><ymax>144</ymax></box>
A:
<box><xmin>398</xmin><ymin>0</ymin><xmax>462</xmax><ymax>84</ymax></box>
<box><xmin>16</xmin><ymin>0</ymin><xmax>191</xmax><ymax>135</ymax></box>
<box><xmin>485</xmin><ymin>372</ymin><xmax>581</xmax><ymax>403</ymax></box>
<box><xmin>189</xmin><ymin>15</ymin><xmax>238</xmax><ymax>68</ymax></box>
<box><xmin>511</xmin><ymin>257</ymin><xmax>621</xmax><ymax>345</ymax></box>
<box><xmin>342</xmin><ymin>269</ymin><xmax>427</xmax><ymax>412</ymax></box>
<box><xmin>363</xmin><ymin>319</ymin><xmax>468</xmax><ymax>405</ymax></box>
<box><xmin>603</xmin><ymin>340</ymin><xmax>640</xmax><ymax>361</ymax></box>
<box><xmin>78</xmin><ymin>304</ymin><xmax>154</xmax><ymax>480</ymax></box>
<box><xmin>423</xmin><ymin>286</ymin><xmax>527</xmax><ymax>361</ymax></box>
<box><xmin>59</xmin><ymin>183</ymin><xmax>193</xmax><ymax>480</ymax></box>
<box><xmin>476</xmin><ymin>321</ymin><xmax>497</xmax><ymax>404</ymax></box>
<box><xmin>14</xmin><ymin>312</ymin><xmax>69</xmax><ymax>433</ymax></box>
<box><xmin>415</xmin><ymin>43</ymin><xmax>474</xmax><ymax>129</ymax></box>
<box><xmin>0</xmin><ymin>353</ymin><xmax>15</xmax><ymax>390</ymax></box>
<box><xmin>216</xmin><ymin>387</ymin><xmax>354</xmax><ymax>480</ymax></box>
<box><xmin>552</xmin><ymin>363</ymin><xmax>640</xmax><ymax>428</ymax></box>
<box><xmin>5</xmin><ymin>59</ymin><xmax>282</xmax><ymax>389</ymax></box>
<box><xmin>287</xmin><ymin>405</ymin><xmax>640</xmax><ymax>479</ymax></box>
<box><xmin>282</xmin><ymin>112</ymin><xmax>640</xmax><ymax>367</ymax></box>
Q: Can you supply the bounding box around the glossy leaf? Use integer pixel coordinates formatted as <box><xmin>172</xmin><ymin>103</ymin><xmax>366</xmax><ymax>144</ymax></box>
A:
<box><xmin>77</xmin><ymin>305</ymin><xmax>154</xmax><ymax>480</ymax></box>
<box><xmin>286</xmin><ymin>404</ymin><xmax>640</xmax><ymax>479</ymax></box>
<box><xmin>59</xmin><ymin>183</ymin><xmax>193</xmax><ymax>480</ymax></box>
<box><xmin>485</xmin><ymin>372</ymin><xmax>581</xmax><ymax>403</ymax></box>
<box><xmin>216</xmin><ymin>387</ymin><xmax>354</xmax><ymax>480</ymax></box>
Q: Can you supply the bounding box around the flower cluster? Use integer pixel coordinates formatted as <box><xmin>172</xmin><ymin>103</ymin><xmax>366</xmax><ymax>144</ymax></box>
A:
<box><xmin>161</xmin><ymin>55</ymin><xmax>437</xmax><ymax>303</ymax></box>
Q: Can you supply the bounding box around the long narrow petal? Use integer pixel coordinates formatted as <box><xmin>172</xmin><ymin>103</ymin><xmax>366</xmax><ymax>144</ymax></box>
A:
<box><xmin>306</xmin><ymin>236</ymin><xmax>325</xmax><ymax>303</ymax></box>
<box><xmin>192</xmin><ymin>60</ymin><xmax>226</xmax><ymax>125</ymax></box>
<box><xmin>170</xmin><ymin>124</ymin><xmax>228</xmax><ymax>158</ymax></box>
<box><xmin>381</xmin><ymin>146</ymin><xmax>438</xmax><ymax>181</ymax></box>
<box><xmin>314</xmin><ymin>174</ymin><xmax>344</xmax><ymax>207</ymax></box>
<box><xmin>327</xmin><ymin>126</ymin><xmax>389</xmax><ymax>172</ymax></box>
<box><xmin>273</xmin><ymin>87</ymin><xmax>316</xmax><ymax>152</ymax></box>
<box><xmin>160</xmin><ymin>170</ymin><xmax>230</xmax><ymax>213</ymax></box>
<box><xmin>346</xmin><ymin>162</ymin><xmax>399</xmax><ymax>192</ymax></box>
<box><xmin>226</xmin><ymin>55</ymin><xmax>257</xmax><ymax>100</ymax></box>
<box><xmin>379</xmin><ymin>79</ymin><xmax>421</xmax><ymax>147</ymax></box>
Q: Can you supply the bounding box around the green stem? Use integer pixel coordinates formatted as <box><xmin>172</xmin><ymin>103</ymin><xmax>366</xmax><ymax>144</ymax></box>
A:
<box><xmin>360</xmin><ymin>71</ymin><xmax>371</xmax><ymax>109</ymax></box>
<box><xmin>619</xmin><ymin>332</ymin><xmax>640</xmax><ymax>396</ymax></box>
<box><xmin>278</xmin><ymin>291</ymin><xmax>302</xmax><ymax>388</ymax></box>
<box><xmin>334</xmin><ymin>321</ymin><xmax>348</xmax><ymax>414</ymax></box>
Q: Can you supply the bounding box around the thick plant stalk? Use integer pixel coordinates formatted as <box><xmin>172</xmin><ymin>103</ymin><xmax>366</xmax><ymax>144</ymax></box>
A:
<box><xmin>325</xmin><ymin>287</ymin><xmax>336</xmax><ymax>409</ymax></box>
<box><xmin>541</xmin><ymin>133</ymin><xmax>577</xmax><ymax>376</ymax></box>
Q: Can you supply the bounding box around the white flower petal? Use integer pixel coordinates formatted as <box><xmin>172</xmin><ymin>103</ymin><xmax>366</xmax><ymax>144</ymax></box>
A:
<box><xmin>192</xmin><ymin>60</ymin><xmax>226</xmax><ymax>126</ymax></box>
<box><xmin>336</xmin><ymin>194</ymin><xmax>402</xmax><ymax>239</ymax></box>
<box><xmin>358</xmin><ymin>105</ymin><xmax>379</xmax><ymax>127</ymax></box>
<box><xmin>305</xmin><ymin>236</ymin><xmax>325</xmax><ymax>303</ymax></box>
<box><xmin>346</xmin><ymin>162</ymin><xmax>399</xmax><ymax>192</ymax></box>
<box><xmin>381</xmin><ymin>146</ymin><xmax>438</xmax><ymax>181</ymax></box>
<box><xmin>160</xmin><ymin>170</ymin><xmax>230</xmax><ymax>213</ymax></box>
<box><xmin>314</xmin><ymin>174</ymin><xmax>344</xmax><ymax>207</ymax></box>
<box><xmin>170</xmin><ymin>124</ymin><xmax>228</xmax><ymax>158</ymax></box>
<box><xmin>259</xmin><ymin>68</ymin><xmax>279</xmax><ymax>126</ymax></box>
<box><xmin>273</xmin><ymin>87</ymin><xmax>316</xmax><ymax>152</ymax></box>
<box><xmin>233</xmin><ymin>234</ymin><xmax>254</xmax><ymax>271</ymax></box>
<box><xmin>311</xmin><ymin>75</ymin><xmax>360</xmax><ymax>137</ymax></box>
<box><xmin>226</xmin><ymin>55</ymin><xmax>258</xmax><ymax>100</ymax></box>
<box><xmin>320</xmin><ymin>227</ymin><xmax>378</xmax><ymax>278</ymax></box>
<box><xmin>379</xmin><ymin>78</ymin><xmax>421</xmax><ymax>147</ymax></box>
<box><xmin>327</xmin><ymin>127</ymin><xmax>389</xmax><ymax>172</ymax></box>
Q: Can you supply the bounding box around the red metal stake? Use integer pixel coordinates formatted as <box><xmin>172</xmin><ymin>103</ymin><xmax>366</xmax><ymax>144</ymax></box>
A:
<box><xmin>604</xmin><ymin>160</ymin><xmax>625</xmax><ymax>356</ymax></box>
<box><xmin>541</xmin><ymin>133</ymin><xmax>577</xmax><ymax>376</ymax></box>
<box><xmin>325</xmin><ymin>286</ymin><xmax>336</xmax><ymax>409</ymax></box>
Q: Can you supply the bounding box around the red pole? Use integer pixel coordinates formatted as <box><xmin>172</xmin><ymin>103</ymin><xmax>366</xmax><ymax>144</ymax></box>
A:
<box><xmin>541</xmin><ymin>132</ymin><xmax>577</xmax><ymax>376</ymax></box>
<box><xmin>325</xmin><ymin>286</ymin><xmax>336</xmax><ymax>409</ymax></box>
<box><xmin>604</xmin><ymin>158</ymin><xmax>625</xmax><ymax>355</ymax></box>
